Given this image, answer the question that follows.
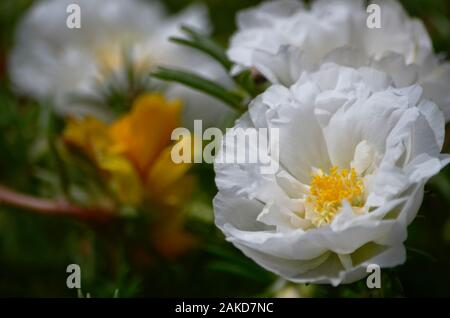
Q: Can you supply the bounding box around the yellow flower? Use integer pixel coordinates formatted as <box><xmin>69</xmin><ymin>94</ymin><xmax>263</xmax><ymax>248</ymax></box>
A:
<box><xmin>63</xmin><ymin>116</ymin><xmax>111</xmax><ymax>161</ymax></box>
<box><xmin>97</xmin><ymin>155</ymin><xmax>143</xmax><ymax>206</ymax></box>
<box><xmin>62</xmin><ymin>93</ymin><xmax>193</xmax><ymax>206</ymax></box>
<box><xmin>109</xmin><ymin>94</ymin><xmax>181</xmax><ymax>174</ymax></box>
<box><xmin>63</xmin><ymin>93</ymin><xmax>199</xmax><ymax>259</ymax></box>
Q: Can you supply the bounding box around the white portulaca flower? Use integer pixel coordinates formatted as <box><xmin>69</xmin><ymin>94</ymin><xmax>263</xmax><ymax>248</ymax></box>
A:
<box><xmin>9</xmin><ymin>0</ymin><xmax>231</xmax><ymax>127</ymax></box>
<box><xmin>228</xmin><ymin>0</ymin><xmax>450</xmax><ymax>121</ymax></box>
<box><xmin>214</xmin><ymin>63</ymin><xmax>449</xmax><ymax>285</ymax></box>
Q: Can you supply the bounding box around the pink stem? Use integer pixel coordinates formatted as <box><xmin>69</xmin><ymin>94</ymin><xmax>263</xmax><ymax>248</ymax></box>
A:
<box><xmin>0</xmin><ymin>184</ymin><xmax>115</xmax><ymax>223</ymax></box>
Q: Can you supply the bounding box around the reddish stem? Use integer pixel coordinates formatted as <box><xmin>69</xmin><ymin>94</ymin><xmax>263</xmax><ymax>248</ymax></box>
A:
<box><xmin>0</xmin><ymin>184</ymin><xmax>116</xmax><ymax>223</ymax></box>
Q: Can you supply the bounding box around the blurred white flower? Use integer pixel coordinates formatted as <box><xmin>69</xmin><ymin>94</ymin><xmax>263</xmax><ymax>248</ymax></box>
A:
<box><xmin>9</xmin><ymin>0</ymin><xmax>231</xmax><ymax>127</ymax></box>
<box><xmin>228</xmin><ymin>0</ymin><xmax>450</xmax><ymax>120</ymax></box>
<box><xmin>214</xmin><ymin>63</ymin><xmax>449</xmax><ymax>285</ymax></box>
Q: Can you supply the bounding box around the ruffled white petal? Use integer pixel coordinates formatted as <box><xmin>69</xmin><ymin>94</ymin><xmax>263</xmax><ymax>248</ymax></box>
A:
<box><xmin>214</xmin><ymin>63</ymin><xmax>449</xmax><ymax>285</ymax></box>
<box><xmin>227</xmin><ymin>0</ymin><xmax>450</xmax><ymax>121</ymax></box>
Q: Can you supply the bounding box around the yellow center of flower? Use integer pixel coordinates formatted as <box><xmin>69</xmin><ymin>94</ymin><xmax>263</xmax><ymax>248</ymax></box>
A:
<box><xmin>307</xmin><ymin>166</ymin><xmax>365</xmax><ymax>226</ymax></box>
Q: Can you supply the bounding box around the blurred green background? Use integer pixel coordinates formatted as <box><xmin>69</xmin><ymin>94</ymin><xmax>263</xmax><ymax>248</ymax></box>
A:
<box><xmin>0</xmin><ymin>0</ymin><xmax>450</xmax><ymax>297</ymax></box>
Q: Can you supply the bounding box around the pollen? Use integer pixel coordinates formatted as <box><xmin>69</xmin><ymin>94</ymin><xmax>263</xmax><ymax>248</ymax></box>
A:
<box><xmin>307</xmin><ymin>166</ymin><xmax>365</xmax><ymax>226</ymax></box>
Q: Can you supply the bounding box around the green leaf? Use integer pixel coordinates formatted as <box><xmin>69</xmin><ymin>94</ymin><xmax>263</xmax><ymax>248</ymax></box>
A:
<box><xmin>42</xmin><ymin>104</ymin><xmax>70</xmax><ymax>197</ymax></box>
<box><xmin>151</xmin><ymin>66</ymin><xmax>246</xmax><ymax>112</ymax></box>
<box><xmin>233</xmin><ymin>70</ymin><xmax>255</xmax><ymax>95</ymax></box>
<box><xmin>170</xmin><ymin>25</ymin><xmax>232</xmax><ymax>71</ymax></box>
<box><xmin>207</xmin><ymin>261</ymin><xmax>272</xmax><ymax>284</ymax></box>
<box><xmin>406</xmin><ymin>246</ymin><xmax>438</xmax><ymax>263</ymax></box>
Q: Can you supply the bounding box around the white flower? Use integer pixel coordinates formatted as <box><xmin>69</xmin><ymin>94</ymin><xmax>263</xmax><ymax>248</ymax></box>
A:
<box><xmin>214</xmin><ymin>63</ymin><xmax>449</xmax><ymax>285</ymax></box>
<box><xmin>228</xmin><ymin>0</ymin><xmax>450</xmax><ymax>120</ymax></box>
<box><xmin>9</xmin><ymin>0</ymin><xmax>231</xmax><ymax>127</ymax></box>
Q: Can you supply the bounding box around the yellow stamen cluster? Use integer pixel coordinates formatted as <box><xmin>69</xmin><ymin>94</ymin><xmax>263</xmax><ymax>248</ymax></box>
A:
<box><xmin>307</xmin><ymin>166</ymin><xmax>365</xmax><ymax>226</ymax></box>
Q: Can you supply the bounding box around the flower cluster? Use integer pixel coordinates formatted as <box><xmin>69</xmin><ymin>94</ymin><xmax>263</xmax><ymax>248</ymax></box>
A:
<box><xmin>228</xmin><ymin>0</ymin><xmax>450</xmax><ymax>120</ymax></box>
<box><xmin>214</xmin><ymin>0</ymin><xmax>450</xmax><ymax>285</ymax></box>
<box><xmin>63</xmin><ymin>93</ymin><xmax>196</xmax><ymax>259</ymax></box>
<box><xmin>63</xmin><ymin>93</ymin><xmax>191</xmax><ymax>206</ymax></box>
<box><xmin>7</xmin><ymin>0</ymin><xmax>224</xmax><ymax>260</ymax></box>
<box><xmin>6</xmin><ymin>0</ymin><xmax>450</xmax><ymax>290</ymax></box>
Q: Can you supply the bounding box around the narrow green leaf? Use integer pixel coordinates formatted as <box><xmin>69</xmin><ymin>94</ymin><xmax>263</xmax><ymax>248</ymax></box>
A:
<box><xmin>151</xmin><ymin>67</ymin><xmax>246</xmax><ymax>112</ymax></box>
<box><xmin>170</xmin><ymin>36</ymin><xmax>232</xmax><ymax>71</ymax></box>
<box><xmin>43</xmin><ymin>105</ymin><xmax>70</xmax><ymax>197</ymax></box>
<box><xmin>406</xmin><ymin>246</ymin><xmax>438</xmax><ymax>263</ymax></box>
<box><xmin>233</xmin><ymin>69</ymin><xmax>257</xmax><ymax>96</ymax></box>
<box><xmin>169</xmin><ymin>25</ymin><xmax>232</xmax><ymax>71</ymax></box>
<box><xmin>207</xmin><ymin>261</ymin><xmax>273</xmax><ymax>284</ymax></box>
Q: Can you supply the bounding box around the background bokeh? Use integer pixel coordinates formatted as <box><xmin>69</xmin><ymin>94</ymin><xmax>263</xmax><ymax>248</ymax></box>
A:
<box><xmin>0</xmin><ymin>0</ymin><xmax>449</xmax><ymax>297</ymax></box>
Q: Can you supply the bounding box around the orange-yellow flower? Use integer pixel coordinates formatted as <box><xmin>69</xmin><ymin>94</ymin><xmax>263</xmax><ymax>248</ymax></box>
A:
<box><xmin>63</xmin><ymin>93</ymin><xmax>197</xmax><ymax>258</ymax></box>
<box><xmin>63</xmin><ymin>93</ymin><xmax>193</xmax><ymax>206</ymax></box>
